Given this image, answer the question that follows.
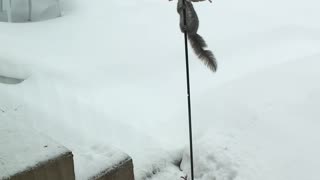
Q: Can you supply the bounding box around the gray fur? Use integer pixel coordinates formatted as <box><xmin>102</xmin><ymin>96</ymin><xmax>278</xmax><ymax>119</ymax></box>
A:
<box><xmin>175</xmin><ymin>0</ymin><xmax>217</xmax><ymax>72</ymax></box>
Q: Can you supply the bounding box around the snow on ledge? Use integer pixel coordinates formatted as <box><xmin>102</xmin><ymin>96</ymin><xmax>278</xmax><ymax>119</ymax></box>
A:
<box><xmin>72</xmin><ymin>144</ymin><xmax>132</xmax><ymax>179</ymax></box>
<box><xmin>0</xmin><ymin>120</ymin><xmax>71</xmax><ymax>179</ymax></box>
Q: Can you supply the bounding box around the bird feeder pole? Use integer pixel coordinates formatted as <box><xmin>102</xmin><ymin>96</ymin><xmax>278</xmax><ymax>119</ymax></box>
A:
<box><xmin>181</xmin><ymin>0</ymin><xmax>195</xmax><ymax>179</ymax></box>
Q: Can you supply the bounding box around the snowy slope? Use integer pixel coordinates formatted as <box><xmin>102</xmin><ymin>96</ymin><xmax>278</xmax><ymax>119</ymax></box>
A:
<box><xmin>1</xmin><ymin>0</ymin><xmax>320</xmax><ymax>179</ymax></box>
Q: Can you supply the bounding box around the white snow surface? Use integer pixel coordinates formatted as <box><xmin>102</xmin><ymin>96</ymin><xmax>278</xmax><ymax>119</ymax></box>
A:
<box><xmin>73</xmin><ymin>145</ymin><xmax>130</xmax><ymax>180</ymax></box>
<box><xmin>1</xmin><ymin>0</ymin><xmax>320</xmax><ymax>179</ymax></box>
<box><xmin>0</xmin><ymin>119</ymin><xmax>69</xmax><ymax>179</ymax></box>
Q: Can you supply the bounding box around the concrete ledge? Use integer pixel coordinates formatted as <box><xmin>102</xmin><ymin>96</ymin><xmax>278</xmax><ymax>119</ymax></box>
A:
<box><xmin>0</xmin><ymin>121</ymin><xmax>75</xmax><ymax>180</ymax></box>
<box><xmin>90</xmin><ymin>158</ymin><xmax>134</xmax><ymax>180</ymax></box>
<box><xmin>7</xmin><ymin>152</ymin><xmax>75</xmax><ymax>180</ymax></box>
<box><xmin>1</xmin><ymin>121</ymin><xmax>134</xmax><ymax>180</ymax></box>
<box><xmin>74</xmin><ymin>145</ymin><xmax>135</xmax><ymax>180</ymax></box>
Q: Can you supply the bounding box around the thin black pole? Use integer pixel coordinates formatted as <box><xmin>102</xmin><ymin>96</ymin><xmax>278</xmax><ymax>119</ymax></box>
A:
<box><xmin>182</xmin><ymin>0</ymin><xmax>195</xmax><ymax>180</ymax></box>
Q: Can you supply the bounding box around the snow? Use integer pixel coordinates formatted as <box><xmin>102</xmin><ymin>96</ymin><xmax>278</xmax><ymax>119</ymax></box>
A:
<box><xmin>74</xmin><ymin>145</ymin><xmax>130</xmax><ymax>180</ymax></box>
<box><xmin>0</xmin><ymin>119</ymin><xmax>70</xmax><ymax>179</ymax></box>
<box><xmin>1</xmin><ymin>0</ymin><xmax>320</xmax><ymax>179</ymax></box>
<box><xmin>188</xmin><ymin>55</ymin><xmax>320</xmax><ymax>180</ymax></box>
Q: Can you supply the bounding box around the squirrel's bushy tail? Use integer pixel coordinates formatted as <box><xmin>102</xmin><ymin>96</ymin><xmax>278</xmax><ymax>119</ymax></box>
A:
<box><xmin>188</xmin><ymin>33</ymin><xmax>217</xmax><ymax>72</ymax></box>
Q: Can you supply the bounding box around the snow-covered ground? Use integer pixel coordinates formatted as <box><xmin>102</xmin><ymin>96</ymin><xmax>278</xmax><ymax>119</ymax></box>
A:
<box><xmin>1</xmin><ymin>0</ymin><xmax>320</xmax><ymax>179</ymax></box>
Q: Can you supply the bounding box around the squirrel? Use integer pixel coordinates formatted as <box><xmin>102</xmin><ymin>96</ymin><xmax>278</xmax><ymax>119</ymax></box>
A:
<box><xmin>170</xmin><ymin>0</ymin><xmax>217</xmax><ymax>72</ymax></box>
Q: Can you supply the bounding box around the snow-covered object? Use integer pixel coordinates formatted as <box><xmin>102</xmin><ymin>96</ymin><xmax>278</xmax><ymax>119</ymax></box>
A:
<box><xmin>0</xmin><ymin>0</ymin><xmax>61</xmax><ymax>22</ymax></box>
<box><xmin>73</xmin><ymin>144</ymin><xmax>132</xmax><ymax>180</ymax></box>
<box><xmin>0</xmin><ymin>119</ymin><xmax>71</xmax><ymax>179</ymax></box>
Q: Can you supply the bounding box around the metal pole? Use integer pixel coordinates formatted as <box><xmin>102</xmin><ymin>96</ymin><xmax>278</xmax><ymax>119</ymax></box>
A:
<box><xmin>57</xmin><ymin>0</ymin><xmax>62</xmax><ymax>17</ymax></box>
<box><xmin>182</xmin><ymin>0</ymin><xmax>195</xmax><ymax>179</ymax></box>
<box><xmin>28</xmin><ymin>0</ymin><xmax>32</xmax><ymax>21</ymax></box>
<box><xmin>7</xmin><ymin>0</ymin><xmax>12</xmax><ymax>22</ymax></box>
<box><xmin>0</xmin><ymin>0</ymin><xmax>3</xmax><ymax>12</ymax></box>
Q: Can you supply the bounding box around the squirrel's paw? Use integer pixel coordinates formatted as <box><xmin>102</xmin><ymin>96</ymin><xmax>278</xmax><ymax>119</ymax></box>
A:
<box><xmin>181</xmin><ymin>25</ymin><xmax>188</xmax><ymax>33</ymax></box>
